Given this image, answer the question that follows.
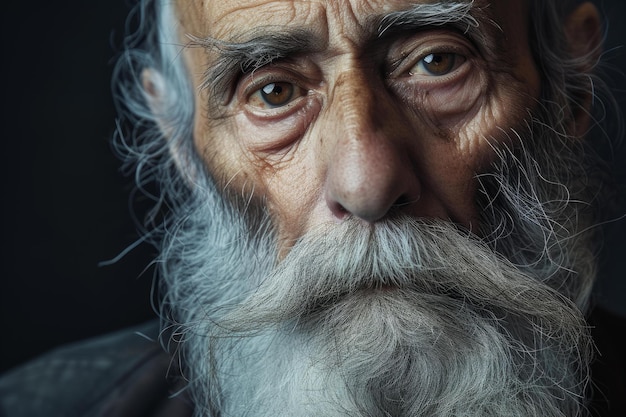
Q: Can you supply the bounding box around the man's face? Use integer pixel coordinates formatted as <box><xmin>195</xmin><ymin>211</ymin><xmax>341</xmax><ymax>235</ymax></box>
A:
<box><xmin>175</xmin><ymin>0</ymin><xmax>541</xmax><ymax>253</ymax></box>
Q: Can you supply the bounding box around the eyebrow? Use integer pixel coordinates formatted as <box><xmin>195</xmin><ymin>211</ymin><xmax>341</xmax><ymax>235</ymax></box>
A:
<box><xmin>377</xmin><ymin>1</ymin><xmax>484</xmax><ymax>40</ymax></box>
<box><xmin>190</xmin><ymin>29</ymin><xmax>319</xmax><ymax>101</ymax></box>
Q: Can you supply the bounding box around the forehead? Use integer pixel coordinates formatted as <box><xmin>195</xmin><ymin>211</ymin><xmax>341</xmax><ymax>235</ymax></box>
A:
<box><xmin>175</xmin><ymin>0</ymin><xmax>530</xmax><ymax>43</ymax></box>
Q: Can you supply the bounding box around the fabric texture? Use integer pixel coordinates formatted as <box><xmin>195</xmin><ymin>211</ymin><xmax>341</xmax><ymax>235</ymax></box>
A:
<box><xmin>0</xmin><ymin>320</ymin><xmax>193</xmax><ymax>417</ymax></box>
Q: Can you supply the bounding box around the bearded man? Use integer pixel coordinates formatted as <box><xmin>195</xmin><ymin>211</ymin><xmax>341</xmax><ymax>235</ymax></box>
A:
<box><xmin>1</xmin><ymin>0</ymin><xmax>623</xmax><ymax>416</ymax></box>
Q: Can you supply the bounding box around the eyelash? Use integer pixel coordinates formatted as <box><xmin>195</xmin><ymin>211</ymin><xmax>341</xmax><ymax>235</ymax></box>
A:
<box><xmin>391</xmin><ymin>43</ymin><xmax>470</xmax><ymax>77</ymax></box>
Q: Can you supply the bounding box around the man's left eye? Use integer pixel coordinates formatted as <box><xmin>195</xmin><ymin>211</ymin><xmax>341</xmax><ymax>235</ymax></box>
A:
<box><xmin>249</xmin><ymin>82</ymin><xmax>297</xmax><ymax>108</ymax></box>
<box><xmin>410</xmin><ymin>53</ymin><xmax>466</xmax><ymax>77</ymax></box>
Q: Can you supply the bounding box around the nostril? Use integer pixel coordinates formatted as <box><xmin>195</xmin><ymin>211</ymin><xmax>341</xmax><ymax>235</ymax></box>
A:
<box><xmin>394</xmin><ymin>194</ymin><xmax>411</xmax><ymax>208</ymax></box>
<box><xmin>394</xmin><ymin>192</ymin><xmax>421</xmax><ymax>209</ymax></box>
<box><xmin>329</xmin><ymin>200</ymin><xmax>350</xmax><ymax>221</ymax></box>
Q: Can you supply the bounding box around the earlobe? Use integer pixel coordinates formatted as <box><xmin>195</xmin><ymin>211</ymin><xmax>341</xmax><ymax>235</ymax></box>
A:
<box><xmin>564</xmin><ymin>2</ymin><xmax>603</xmax><ymax>137</ymax></box>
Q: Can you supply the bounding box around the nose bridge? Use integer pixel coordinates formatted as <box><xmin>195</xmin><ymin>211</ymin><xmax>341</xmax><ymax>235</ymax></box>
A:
<box><xmin>324</xmin><ymin>67</ymin><xmax>421</xmax><ymax>223</ymax></box>
<box><xmin>333</xmin><ymin>69</ymin><xmax>381</xmax><ymax>138</ymax></box>
<box><xmin>331</xmin><ymin>68</ymin><xmax>398</xmax><ymax>170</ymax></box>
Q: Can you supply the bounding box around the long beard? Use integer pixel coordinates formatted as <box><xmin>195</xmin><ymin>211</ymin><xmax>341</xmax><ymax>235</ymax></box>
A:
<box><xmin>159</xmin><ymin>114</ymin><xmax>596</xmax><ymax>416</ymax></box>
<box><xmin>200</xmin><ymin>220</ymin><xmax>590</xmax><ymax>416</ymax></box>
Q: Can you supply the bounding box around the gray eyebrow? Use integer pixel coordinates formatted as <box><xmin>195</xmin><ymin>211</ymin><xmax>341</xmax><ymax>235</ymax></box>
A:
<box><xmin>190</xmin><ymin>29</ymin><xmax>318</xmax><ymax>101</ymax></box>
<box><xmin>377</xmin><ymin>1</ymin><xmax>483</xmax><ymax>39</ymax></box>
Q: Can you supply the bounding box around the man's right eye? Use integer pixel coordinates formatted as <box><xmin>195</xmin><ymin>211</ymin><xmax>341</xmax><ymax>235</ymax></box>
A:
<box><xmin>248</xmin><ymin>81</ymin><xmax>301</xmax><ymax>109</ymax></box>
<box><xmin>410</xmin><ymin>53</ymin><xmax>466</xmax><ymax>77</ymax></box>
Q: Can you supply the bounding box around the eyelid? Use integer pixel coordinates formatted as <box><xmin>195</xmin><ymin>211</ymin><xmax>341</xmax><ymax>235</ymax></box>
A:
<box><xmin>387</xmin><ymin>32</ymin><xmax>475</xmax><ymax>78</ymax></box>
<box><xmin>392</xmin><ymin>47</ymin><xmax>470</xmax><ymax>80</ymax></box>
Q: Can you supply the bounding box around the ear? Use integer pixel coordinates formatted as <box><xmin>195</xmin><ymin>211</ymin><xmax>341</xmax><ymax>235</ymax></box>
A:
<box><xmin>142</xmin><ymin>68</ymin><xmax>173</xmax><ymax>138</ymax></box>
<box><xmin>142</xmin><ymin>68</ymin><xmax>200</xmax><ymax>182</ymax></box>
<box><xmin>563</xmin><ymin>2</ymin><xmax>603</xmax><ymax>137</ymax></box>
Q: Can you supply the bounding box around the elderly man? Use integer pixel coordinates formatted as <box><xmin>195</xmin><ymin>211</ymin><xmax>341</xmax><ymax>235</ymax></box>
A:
<box><xmin>1</xmin><ymin>0</ymin><xmax>622</xmax><ymax>416</ymax></box>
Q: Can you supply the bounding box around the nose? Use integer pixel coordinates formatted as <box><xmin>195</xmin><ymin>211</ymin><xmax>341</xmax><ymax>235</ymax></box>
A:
<box><xmin>324</xmin><ymin>71</ymin><xmax>421</xmax><ymax>223</ymax></box>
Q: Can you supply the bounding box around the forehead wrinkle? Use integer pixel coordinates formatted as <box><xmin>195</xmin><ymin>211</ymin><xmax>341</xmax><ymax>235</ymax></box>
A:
<box><xmin>211</xmin><ymin>0</ymin><xmax>296</xmax><ymax>22</ymax></box>
<box><xmin>178</xmin><ymin>0</ymin><xmax>293</xmax><ymax>28</ymax></box>
<box><xmin>202</xmin><ymin>1</ymin><xmax>325</xmax><ymax>41</ymax></box>
<box><xmin>179</xmin><ymin>1</ymin><xmax>502</xmax><ymax>50</ymax></box>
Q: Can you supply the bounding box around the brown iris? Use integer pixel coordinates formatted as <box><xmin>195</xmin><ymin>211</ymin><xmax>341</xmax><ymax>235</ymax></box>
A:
<box><xmin>260</xmin><ymin>82</ymin><xmax>295</xmax><ymax>107</ymax></box>
<box><xmin>421</xmin><ymin>53</ymin><xmax>459</xmax><ymax>76</ymax></box>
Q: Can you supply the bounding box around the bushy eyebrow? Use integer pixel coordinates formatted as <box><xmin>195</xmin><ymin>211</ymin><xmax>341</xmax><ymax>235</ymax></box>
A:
<box><xmin>377</xmin><ymin>1</ymin><xmax>485</xmax><ymax>40</ymax></box>
<box><xmin>190</xmin><ymin>29</ymin><xmax>319</xmax><ymax>101</ymax></box>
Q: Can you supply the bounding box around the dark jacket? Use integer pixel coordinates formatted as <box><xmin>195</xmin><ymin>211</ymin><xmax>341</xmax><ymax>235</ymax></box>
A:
<box><xmin>0</xmin><ymin>321</ymin><xmax>192</xmax><ymax>417</ymax></box>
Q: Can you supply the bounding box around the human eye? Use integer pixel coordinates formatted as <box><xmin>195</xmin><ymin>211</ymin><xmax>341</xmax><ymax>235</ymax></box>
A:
<box><xmin>409</xmin><ymin>52</ymin><xmax>467</xmax><ymax>77</ymax></box>
<box><xmin>386</xmin><ymin>31</ymin><xmax>473</xmax><ymax>83</ymax></box>
<box><xmin>233</xmin><ymin>60</ymin><xmax>322</xmax><ymax>119</ymax></box>
<box><xmin>248</xmin><ymin>81</ymin><xmax>300</xmax><ymax>109</ymax></box>
<box><xmin>240</xmin><ymin>68</ymin><xmax>310</xmax><ymax>114</ymax></box>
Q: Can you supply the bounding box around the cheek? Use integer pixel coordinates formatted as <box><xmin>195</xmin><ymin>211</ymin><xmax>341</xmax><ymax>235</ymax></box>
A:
<box><xmin>193</xmin><ymin>120</ymin><xmax>244</xmax><ymax>187</ymax></box>
<box><xmin>194</xmin><ymin>113</ymin><xmax>322</xmax><ymax>250</ymax></box>
<box><xmin>237</xmin><ymin>153</ymin><xmax>324</xmax><ymax>256</ymax></box>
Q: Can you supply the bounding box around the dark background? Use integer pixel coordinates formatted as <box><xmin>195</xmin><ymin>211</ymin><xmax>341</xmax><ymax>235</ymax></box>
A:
<box><xmin>1</xmin><ymin>0</ymin><xmax>625</xmax><ymax>374</ymax></box>
<box><xmin>1</xmin><ymin>1</ymin><xmax>156</xmax><ymax>372</ymax></box>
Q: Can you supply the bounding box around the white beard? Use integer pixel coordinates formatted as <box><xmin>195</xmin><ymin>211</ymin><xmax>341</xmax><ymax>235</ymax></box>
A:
<box><xmin>161</xmin><ymin>208</ymin><xmax>593</xmax><ymax>417</ymax></box>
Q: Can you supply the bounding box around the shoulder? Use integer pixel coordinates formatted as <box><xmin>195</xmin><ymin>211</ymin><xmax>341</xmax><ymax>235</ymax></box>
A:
<box><xmin>0</xmin><ymin>320</ymin><xmax>193</xmax><ymax>417</ymax></box>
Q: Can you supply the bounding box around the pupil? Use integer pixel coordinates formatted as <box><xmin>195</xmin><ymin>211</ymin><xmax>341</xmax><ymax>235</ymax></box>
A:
<box><xmin>423</xmin><ymin>53</ymin><xmax>454</xmax><ymax>75</ymax></box>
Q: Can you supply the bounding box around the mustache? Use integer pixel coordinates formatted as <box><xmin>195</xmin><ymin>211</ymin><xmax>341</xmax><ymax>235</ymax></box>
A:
<box><xmin>217</xmin><ymin>216</ymin><xmax>584</xmax><ymax>337</ymax></box>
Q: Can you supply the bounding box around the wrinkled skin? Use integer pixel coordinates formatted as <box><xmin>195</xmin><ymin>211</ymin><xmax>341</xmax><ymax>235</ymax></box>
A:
<box><xmin>174</xmin><ymin>0</ymin><xmax>542</xmax><ymax>254</ymax></box>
